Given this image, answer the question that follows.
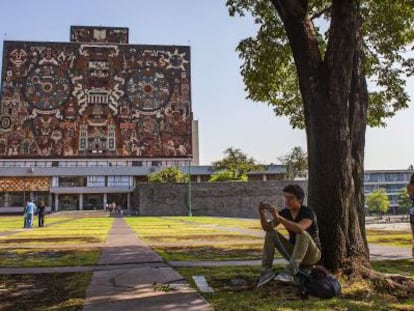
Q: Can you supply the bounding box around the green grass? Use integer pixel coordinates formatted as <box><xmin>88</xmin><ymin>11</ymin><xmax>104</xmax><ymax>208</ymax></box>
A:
<box><xmin>177</xmin><ymin>262</ymin><xmax>414</xmax><ymax>311</ymax></box>
<box><xmin>125</xmin><ymin>217</ymin><xmax>263</xmax><ymax>242</ymax></box>
<box><xmin>154</xmin><ymin>243</ymin><xmax>265</xmax><ymax>261</ymax></box>
<box><xmin>0</xmin><ymin>217</ymin><xmax>113</xmax><ymax>267</ymax></box>
<box><xmin>371</xmin><ymin>259</ymin><xmax>414</xmax><ymax>276</ymax></box>
<box><xmin>126</xmin><ymin>216</ymin><xmax>268</xmax><ymax>261</ymax></box>
<box><xmin>164</xmin><ymin>216</ymin><xmax>263</xmax><ymax>230</ymax></box>
<box><xmin>0</xmin><ymin>272</ymin><xmax>92</xmax><ymax>310</ymax></box>
<box><xmin>0</xmin><ymin>248</ymin><xmax>101</xmax><ymax>267</ymax></box>
<box><xmin>367</xmin><ymin>230</ymin><xmax>412</xmax><ymax>248</ymax></box>
<box><xmin>0</xmin><ymin>217</ymin><xmax>114</xmax><ymax>246</ymax></box>
<box><xmin>0</xmin><ymin>216</ymin><xmax>71</xmax><ymax>232</ymax></box>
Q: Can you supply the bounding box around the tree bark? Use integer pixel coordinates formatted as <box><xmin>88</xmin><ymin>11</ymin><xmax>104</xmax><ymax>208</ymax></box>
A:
<box><xmin>271</xmin><ymin>0</ymin><xmax>370</xmax><ymax>271</ymax></box>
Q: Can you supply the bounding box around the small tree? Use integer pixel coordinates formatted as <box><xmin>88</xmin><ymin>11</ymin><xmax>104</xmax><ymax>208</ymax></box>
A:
<box><xmin>397</xmin><ymin>188</ymin><xmax>411</xmax><ymax>214</ymax></box>
<box><xmin>278</xmin><ymin>146</ymin><xmax>307</xmax><ymax>180</ymax></box>
<box><xmin>147</xmin><ymin>166</ymin><xmax>189</xmax><ymax>183</ymax></box>
<box><xmin>211</xmin><ymin>147</ymin><xmax>262</xmax><ymax>181</ymax></box>
<box><xmin>209</xmin><ymin>170</ymin><xmax>248</xmax><ymax>182</ymax></box>
<box><xmin>366</xmin><ymin>188</ymin><xmax>390</xmax><ymax>216</ymax></box>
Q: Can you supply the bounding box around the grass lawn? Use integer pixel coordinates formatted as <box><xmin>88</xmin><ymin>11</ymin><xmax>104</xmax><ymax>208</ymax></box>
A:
<box><xmin>154</xmin><ymin>242</ymin><xmax>265</xmax><ymax>261</ymax></box>
<box><xmin>0</xmin><ymin>216</ymin><xmax>71</xmax><ymax>232</ymax></box>
<box><xmin>177</xmin><ymin>261</ymin><xmax>414</xmax><ymax>311</ymax></box>
<box><xmin>0</xmin><ymin>272</ymin><xmax>92</xmax><ymax>311</ymax></box>
<box><xmin>125</xmin><ymin>217</ymin><xmax>264</xmax><ymax>243</ymax></box>
<box><xmin>164</xmin><ymin>216</ymin><xmax>263</xmax><ymax>230</ymax></box>
<box><xmin>367</xmin><ymin>230</ymin><xmax>412</xmax><ymax>248</ymax></box>
<box><xmin>0</xmin><ymin>217</ymin><xmax>113</xmax><ymax>268</ymax></box>
<box><xmin>0</xmin><ymin>248</ymin><xmax>101</xmax><ymax>268</ymax></box>
<box><xmin>0</xmin><ymin>217</ymin><xmax>114</xmax><ymax>246</ymax></box>
<box><xmin>126</xmin><ymin>216</ymin><xmax>270</xmax><ymax>261</ymax></box>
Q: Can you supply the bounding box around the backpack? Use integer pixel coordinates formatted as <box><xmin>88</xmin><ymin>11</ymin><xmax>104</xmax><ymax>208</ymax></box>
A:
<box><xmin>297</xmin><ymin>266</ymin><xmax>341</xmax><ymax>299</ymax></box>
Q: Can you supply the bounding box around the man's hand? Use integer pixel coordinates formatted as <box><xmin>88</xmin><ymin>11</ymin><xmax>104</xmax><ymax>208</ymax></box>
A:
<box><xmin>258</xmin><ymin>202</ymin><xmax>278</xmax><ymax>231</ymax></box>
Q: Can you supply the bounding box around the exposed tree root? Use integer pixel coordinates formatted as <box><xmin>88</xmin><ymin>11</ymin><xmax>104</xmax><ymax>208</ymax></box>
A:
<box><xmin>339</xmin><ymin>260</ymin><xmax>414</xmax><ymax>300</ymax></box>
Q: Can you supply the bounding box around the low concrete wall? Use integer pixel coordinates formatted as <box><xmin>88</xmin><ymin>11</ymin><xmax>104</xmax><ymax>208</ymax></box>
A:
<box><xmin>133</xmin><ymin>181</ymin><xmax>307</xmax><ymax>218</ymax></box>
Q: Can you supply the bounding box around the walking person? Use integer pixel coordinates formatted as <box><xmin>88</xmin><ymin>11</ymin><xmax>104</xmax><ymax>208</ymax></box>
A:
<box><xmin>24</xmin><ymin>198</ymin><xmax>37</xmax><ymax>229</ymax></box>
<box><xmin>38</xmin><ymin>199</ymin><xmax>46</xmax><ymax>227</ymax></box>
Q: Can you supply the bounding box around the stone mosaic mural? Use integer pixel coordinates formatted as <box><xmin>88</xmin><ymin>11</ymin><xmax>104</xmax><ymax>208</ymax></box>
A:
<box><xmin>0</xmin><ymin>28</ymin><xmax>192</xmax><ymax>158</ymax></box>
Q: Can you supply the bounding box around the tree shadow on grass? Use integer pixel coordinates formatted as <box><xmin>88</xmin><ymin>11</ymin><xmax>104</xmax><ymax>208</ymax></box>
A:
<box><xmin>0</xmin><ymin>272</ymin><xmax>92</xmax><ymax>311</ymax></box>
<box><xmin>0</xmin><ymin>236</ymin><xmax>101</xmax><ymax>244</ymax></box>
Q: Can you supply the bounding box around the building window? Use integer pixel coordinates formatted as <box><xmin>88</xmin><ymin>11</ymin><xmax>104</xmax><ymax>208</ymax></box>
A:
<box><xmin>87</xmin><ymin>176</ymin><xmax>105</xmax><ymax>187</ymax></box>
<box><xmin>83</xmin><ymin>194</ymin><xmax>103</xmax><ymax>210</ymax></box>
<box><xmin>107</xmin><ymin>176</ymin><xmax>132</xmax><ymax>187</ymax></box>
<box><xmin>8</xmin><ymin>192</ymin><xmax>24</xmax><ymax>207</ymax></box>
<box><xmin>59</xmin><ymin>177</ymin><xmax>87</xmax><ymax>187</ymax></box>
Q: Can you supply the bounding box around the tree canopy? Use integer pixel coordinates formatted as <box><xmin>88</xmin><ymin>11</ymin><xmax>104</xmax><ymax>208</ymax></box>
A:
<box><xmin>397</xmin><ymin>187</ymin><xmax>411</xmax><ymax>214</ymax></box>
<box><xmin>278</xmin><ymin>146</ymin><xmax>307</xmax><ymax>180</ymax></box>
<box><xmin>227</xmin><ymin>0</ymin><xmax>414</xmax><ymax>128</ymax></box>
<box><xmin>366</xmin><ymin>188</ymin><xmax>390</xmax><ymax>215</ymax></box>
<box><xmin>211</xmin><ymin>147</ymin><xmax>262</xmax><ymax>181</ymax></box>
<box><xmin>147</xmin><ymin>166</ymin><xmax>189</xmax><ymax>183</ymax></box>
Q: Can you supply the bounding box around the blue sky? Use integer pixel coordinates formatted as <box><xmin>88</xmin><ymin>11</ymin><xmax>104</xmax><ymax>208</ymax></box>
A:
<box><xmin>0</xmin><ymin>0</ymin><xmax>413</xmax><ymax>169</ymax></box>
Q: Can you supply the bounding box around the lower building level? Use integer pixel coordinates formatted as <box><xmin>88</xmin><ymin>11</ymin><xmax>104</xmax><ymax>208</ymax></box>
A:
<box><xmin>0</xmin><ymin>159</ymin><xmax>286</xmax><ymax>213</ymax></box>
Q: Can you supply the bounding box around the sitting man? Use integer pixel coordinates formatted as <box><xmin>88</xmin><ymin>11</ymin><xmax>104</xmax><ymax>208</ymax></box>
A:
<box><xmin>257</xmin><ymin>184</ymin><xmax>321</xmax><ymax>287</ymax></box>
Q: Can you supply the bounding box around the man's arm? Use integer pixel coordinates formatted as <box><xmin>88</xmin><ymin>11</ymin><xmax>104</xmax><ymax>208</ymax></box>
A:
<box><xmin>275</xmin><ymin>210</ymin><xmax>312</xmax><ymax>234</ymax></box>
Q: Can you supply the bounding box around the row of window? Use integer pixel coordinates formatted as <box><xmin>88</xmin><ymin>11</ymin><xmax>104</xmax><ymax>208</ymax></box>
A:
<box><xmin>57</xmin><ymin>176</ymin><xmax>133</xmax><ymax>187</ymax></box>
<box><xmin>0</xmin><ymin>192</ymin><xmax>49</xmax><ymax>207</ymax></box>
<box><xmin>0</xmin><ymin>160</ymin><xmax>191</xmax><ymax>168</ymax></box>
<box><xmin>364</xmin><ymin>172</ymin><xmax>412</xmax><ymax>183</ymax></box>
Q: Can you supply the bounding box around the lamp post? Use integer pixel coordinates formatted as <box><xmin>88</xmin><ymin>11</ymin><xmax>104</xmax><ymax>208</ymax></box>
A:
<box><xmin>188</xmin><ymin>158</ymin><xmax>192</xmax><ymax>217</ymax></box>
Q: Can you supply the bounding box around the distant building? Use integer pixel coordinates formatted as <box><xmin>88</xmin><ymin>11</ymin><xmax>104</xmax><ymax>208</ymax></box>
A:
<box><xmin>0</xmin><ymin>25</ymin><xmax>198</xmax><ymax>212</ymax></box>
<box><xmin>364</xmin><ymin>169</ymin><xmax>413</xmax><ymax>213</ymax></box>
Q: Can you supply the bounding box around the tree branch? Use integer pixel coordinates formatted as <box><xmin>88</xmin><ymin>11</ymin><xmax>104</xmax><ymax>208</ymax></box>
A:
<box><xmin>311</xmin><ymin>5</ymin><xmax>331</xmax><ymax>20</ymax></box>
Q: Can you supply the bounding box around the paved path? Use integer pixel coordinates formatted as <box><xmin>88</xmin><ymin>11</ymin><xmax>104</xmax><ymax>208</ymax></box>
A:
<box><xmin>82</xmin><ymin>218</ymin><xmax>213</xmax><ymax>311</ymax></box>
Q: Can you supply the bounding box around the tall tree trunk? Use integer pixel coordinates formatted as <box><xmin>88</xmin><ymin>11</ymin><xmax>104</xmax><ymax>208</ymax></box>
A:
<box><xmin>271</xmin><ymin>0</ymin><xmax>370</xmax><ymax>271</ymax></box>
<box><xmin>348</xmin><ymin>13</ymin><xmax>369</xmax><ymax>267</ymax></box>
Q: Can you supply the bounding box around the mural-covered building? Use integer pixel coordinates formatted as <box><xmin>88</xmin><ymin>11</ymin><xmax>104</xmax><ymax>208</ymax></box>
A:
<box><xmin>0</xmin><ymin>26</ymin><xmax>199</xmax><ymax>211</ymax></box>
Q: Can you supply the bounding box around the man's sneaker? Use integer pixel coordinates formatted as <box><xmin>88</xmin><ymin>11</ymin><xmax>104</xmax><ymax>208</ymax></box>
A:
<box><xmin>257</xmin><ymin>268</ymin><xmax>275</xmax><ymax>287</ymax></box>
<box><xmin>274</xmin><ymin>271</ymin><xmax>295</xmax><ymax>283</ymax></box>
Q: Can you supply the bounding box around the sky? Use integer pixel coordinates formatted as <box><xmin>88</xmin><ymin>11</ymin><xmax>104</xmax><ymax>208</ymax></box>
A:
<box><xmin>0</xmin><ymin>0</ymin><xmax>413</xmax><ymax>170</ymax></box>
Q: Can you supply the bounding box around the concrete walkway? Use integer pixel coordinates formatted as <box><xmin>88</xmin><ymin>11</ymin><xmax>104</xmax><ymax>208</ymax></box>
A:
<box><xmin>82</xmin><ymin>218</ymin><xmax>213</xmax><ymax>311</ymax></box>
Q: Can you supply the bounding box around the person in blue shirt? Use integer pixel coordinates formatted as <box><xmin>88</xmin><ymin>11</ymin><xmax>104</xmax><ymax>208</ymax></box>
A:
<box><xmin>24</xmin><ymin>198</ymin><xmax>37</xmax><ymax>228</ymax></box>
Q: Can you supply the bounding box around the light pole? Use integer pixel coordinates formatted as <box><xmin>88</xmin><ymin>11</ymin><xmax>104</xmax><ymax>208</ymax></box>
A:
<box><xmin>188</xmin><ymin>158</ymin><xmax>192</xmax><ymax>217</ymax></box>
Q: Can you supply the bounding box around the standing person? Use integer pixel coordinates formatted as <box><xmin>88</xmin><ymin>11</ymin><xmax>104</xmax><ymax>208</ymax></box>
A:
<box><xmin>38</xmin><ymin>200</ymin><xmax>46</xmax><ymax>227</ymax></box>
<box><xmin>25</xmin><ymin>198</ymin><xmax>37</xmax><ymax>229</ymax></box>
<box><xmin>257</xmin><ymin>184</ymin><xmax>321</xmax><ymax>287</ymax></box>
<box><xmin>406</xmin><ymin>174</ymin><xmax>414</xmax><ymax>257</ymax></box>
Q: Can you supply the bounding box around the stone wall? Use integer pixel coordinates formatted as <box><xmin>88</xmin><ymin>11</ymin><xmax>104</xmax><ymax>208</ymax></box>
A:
<box><xmin>133</xmin><ymin>181</ymin><xmax>307</xmax><ymax>218</ymax></box>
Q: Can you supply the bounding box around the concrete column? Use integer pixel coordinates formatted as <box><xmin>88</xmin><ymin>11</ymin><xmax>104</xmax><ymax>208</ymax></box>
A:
<box><xmin>79</xmin><ymin>193</ymin><xmax>83</xmax><ymax>210</ymax></box>
<box><xmin>262</xmin><ymin>174</ymin><xmax>267</xmax><ymax>181</ymax></box>
<box><xmin>55</xmin><ymin>194</ymin><xmax>59</xmax><ymax>211</ymax></box>
<box><xmin>197</xmin><ymin>175</ymin><xmax>201</xmax><ymax>183</ymax></box>
<box><xmin>127</xmin><ymin>193</ymin><xmax>131</xmax><ymax>210</ymax></box>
